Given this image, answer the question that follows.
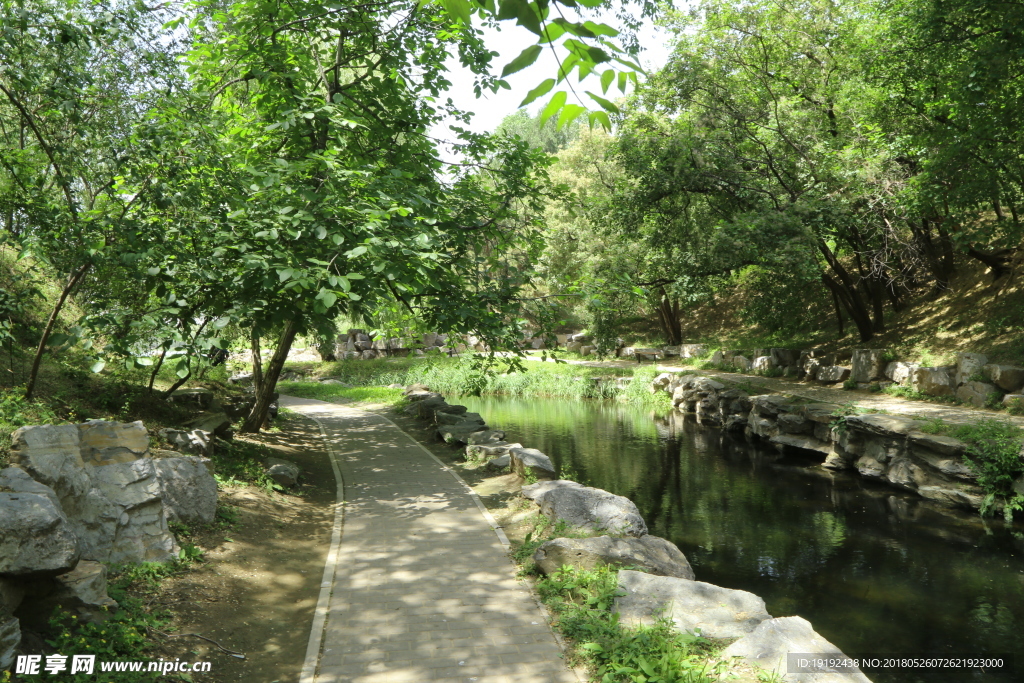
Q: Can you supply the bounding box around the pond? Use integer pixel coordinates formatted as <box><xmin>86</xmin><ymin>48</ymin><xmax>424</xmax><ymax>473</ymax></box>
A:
<box><xmin>457</xmin><ymin>395</ymin><xmax>1024</xmax><ymax>683</ymax></box>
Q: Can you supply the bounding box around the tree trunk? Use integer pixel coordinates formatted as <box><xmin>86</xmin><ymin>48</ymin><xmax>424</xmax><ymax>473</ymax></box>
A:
<box><xmin>25</xmin><ymin>263</ymin><xmax>90</xmax><ymax>400</ymax></box>
<box><xmin>242</xmin><ymin>319</ymin><xmax>299</xmax><ymax>434</ymax></box>
<box><xmin>655</xmin><ymin>290</ymin><xmax>683</xmax><ymax>345</ymax></box>
<box><xmin>817</xmin><ymin>242</ymin><xmax>875</xmax><ymax>342</ymax></box>
<box><xmin>967</xmin><ymin>246</ymin><xmax>1017</xmax><ymax>280</ymax></box>
<box><xmin>826</xmin><ymin>277</ymin><xmax>845</xmax><ymax>337</ymax></box>
<box><xmin>250</xmin><ymin>331</ymin><xmax>264</xmax><ymax>396</ymax></box>
<box><xmin>148</xmin><ymin>344</ymin><xmax>169</xmax><ymax>394</ymax></box>
<box><xmin>161</xmin><ymin>371</ymin><xmax>192</xmax><ymax>399</ymax></box>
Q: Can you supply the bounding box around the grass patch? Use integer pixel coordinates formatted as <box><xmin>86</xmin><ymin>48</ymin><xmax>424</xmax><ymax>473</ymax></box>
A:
<box><xmin>206</xmin><ymin>439</ymin><xmax>284</xmax><ymax>493</ymax></box>
<box><xmin>536</xmin><ymin>565</ymin><xmax>720</xmax><ymax>682</ymax></box>
<box><xmin>277</xmin><ymin>382</ymin><xmax>407</xmax><ymax>408</ymax></box>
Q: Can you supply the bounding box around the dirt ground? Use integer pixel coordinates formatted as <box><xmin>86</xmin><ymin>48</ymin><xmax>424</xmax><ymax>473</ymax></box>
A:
<box><xmin>142</xmin><ymin>414</ymin><xmax>337</xmax><ymax>683</ymax></box>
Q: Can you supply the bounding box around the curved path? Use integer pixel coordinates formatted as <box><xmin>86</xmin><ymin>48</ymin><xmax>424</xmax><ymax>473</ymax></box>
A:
<box><xmin>280</xmin><ymin>395</ymin><xmax>578</xmax><ymax>683</ymax></box>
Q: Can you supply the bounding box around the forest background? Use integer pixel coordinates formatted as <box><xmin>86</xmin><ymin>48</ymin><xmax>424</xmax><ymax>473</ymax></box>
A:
<box><xmin>2</xmin><ymin>0</ymin><xmax>1023</xmax><ymax>432</ymax></box>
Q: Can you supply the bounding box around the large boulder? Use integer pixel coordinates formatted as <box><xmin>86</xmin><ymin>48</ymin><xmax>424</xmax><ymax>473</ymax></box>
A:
<box><xmin>955</xmin><ymin>352</ymin><xmax>988</xmax><ymax>387</ymax></box>
<box><xmin>533</xmin><ymin>535</ymin><xmax>694</xmax><ymax>579</ymax></box>
<box><xmin>184</xmin><ymin>412</ymin><xmax>233</xmax><ymax>440</ymax></box>
<box><xmin>911</xmin><ymin>366</ymin><xmax>955</xmax><ymax>396</ymax></box>
<box><xmin>11</xmin><ymin>424</ymin><xmax>178</xmax><ymax>565</ymax></box>
<box><xmin>154</xmin><ymin>456</ymin><xmax>218</xmax><ymax>524</ymax></box>
<box><xmin>885</xmin><ymin>361</ymin><xmax>919</xmax><ymax>386</ymax></box>
<box><xmin>816</xmin><ymin>366</ymin><xmax>850</xmax><ymax>383</ymax></box>
<box><xmin>752</xmin><ymin>356</ymin><xmax>775</xmax><ymax>374</ymax></box>
<box><xmin>522</xmin><ymin>480</ymin><xmax>647</xmax><ymax>536</ymax></box>
<box><xmin>509</xmin><ymin>448</ymin><xmax>556</xmax><ymax>480</ymax></box>
<box><xmin>83</xmin><ymin>459</ymin><xmax>179</xmax><ymax>564</ymax></box>
<box><xmin>721</xmin><ymin>616</ymin><xmax>871</xmax><ymax>683</ymax></box>
<box><xmin>16</xmin><ymin>560</ymin><xmax>118</xmax><ymax>631</ymax></box>
<box><xmin>0</xmin><ymin>615</ymin><xmax>18</xmax><ymax>671</ymax></box>
<box><xmin>984</xmin><ymin>364</ymin><xmax>1024</xmax><ymax>393</ymax></box>
<box><xmin>434</xmin><ymin>410</ymin><xmax>483</xmax><ymax>426</ymax></box>
<box><xmin>614</xmin><ymin>571</ymin><xmax>771</xmax><ymax>638</ymax></box>
<box><xmin>0</xmin><ymin>468</ymin><xmax>80</xmax><ymax>577</ymax></box>
<box><xmin>732</xmin><ymin>355</ymin><xmax>753</xmax><ymax>372</ymax></box>
<box><xmin>955</xmin><ymin>380</ymin><xmax>1000</xmax><ymax>408</ymax></box>
<box><xmin>851</xmin><ymin>349</ymin><xmax>886</xmax><ymax>383</ymax></box>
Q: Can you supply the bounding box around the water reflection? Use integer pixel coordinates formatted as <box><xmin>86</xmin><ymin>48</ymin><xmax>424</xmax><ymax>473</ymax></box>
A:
<box><xmin>458</xmin><ymin>395</ymin><xmax>1024</xmax><ymax>683</ymax></box>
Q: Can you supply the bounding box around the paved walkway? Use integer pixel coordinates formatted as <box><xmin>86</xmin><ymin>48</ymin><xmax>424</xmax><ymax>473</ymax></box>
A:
<box><xmin>519</xmin><ymin>353</ymin><xmax>1024</xmax><ymax>428</ymax></box>
<box><xmin>280</xmin><ymin>395</ymin><xmax>578</xmax><ymax>683</ymax></box>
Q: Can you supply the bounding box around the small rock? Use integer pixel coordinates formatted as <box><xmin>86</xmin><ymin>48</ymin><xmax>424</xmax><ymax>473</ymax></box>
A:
<box><xmin>486</xmin><ymin>455</ymin><xmax>511</xmax><ymax>471</ymax></box>
<box><xmin>509</xmin><ymin>448</ymin><xmax>556</xmax><ymax>480</ymax></box>
<box><xmin>266</xmin><ymin>458</ymin><xmax>300</xmax><ymax>488</ymax></box>
<box><xmin>466</xmin><ymin>430</ymin><xmax>506</xmax><ymax>446</ymax></box>
<box><xmin>160</xmin><ymin>428</ymin><xmax>213</xmax><ymax>457</ymax></box>
<box><xmin>817</xmin><ymin>366</ymin><xmax>851</xmax><ymax>383</ymax></box>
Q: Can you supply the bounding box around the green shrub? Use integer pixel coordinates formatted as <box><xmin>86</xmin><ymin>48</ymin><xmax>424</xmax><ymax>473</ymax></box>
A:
<box><xmin>1007</xmin><ymin>397</ymin><xmax>1024</xmax><ymax>416</ymax></box>
<box><xmin>842</xmin><ymin>379</ymin><xmax>858</xmax><ymax>390</ymax></box>
<box><xmin>949</xmin><ymin>420</ymin><xmax>1024</xmax><ymax>521</ymax></box>
<box><xmin>537</xmin><ymin>565</ymin><xmax>717</xmax><ymax>682</ymax></box>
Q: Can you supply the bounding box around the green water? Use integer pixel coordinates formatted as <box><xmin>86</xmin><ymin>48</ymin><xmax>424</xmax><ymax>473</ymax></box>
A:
<box><xmin>458</xmin><ymin>395</ymin><xmax>1024</xmax><ymax>683</ymax></box>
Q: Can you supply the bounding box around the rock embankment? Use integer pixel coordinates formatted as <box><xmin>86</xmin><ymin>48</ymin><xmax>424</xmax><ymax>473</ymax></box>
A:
<box><xmin>401</xmin><ymin>384</ymin><xmax>869</xmax><ymax>682</ymax></box>
<box><xmin>0</xmin><ymin>419</ymin><xmax>219</xmax><ymax>669</ymax></box>
<box><xmin>649</xmin><ymin>372</ymin><xmax>1024</xmax><ymax>511</ymax></box>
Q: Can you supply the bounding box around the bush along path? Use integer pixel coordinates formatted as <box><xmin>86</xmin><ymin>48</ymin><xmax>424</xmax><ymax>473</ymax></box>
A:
<box><xmin>399</xmin><ymin>384</ymin><xmax>873</xmax><ymax>683</ymax></box>
<box><xmin>277</xmin><ymin>393</ymin><xmax>578</xmax><ymax>683</ymax></box>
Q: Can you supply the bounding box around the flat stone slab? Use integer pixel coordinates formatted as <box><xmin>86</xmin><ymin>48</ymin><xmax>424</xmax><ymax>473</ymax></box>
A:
<box><xmin>534</xmin><ymin>535</ymin><xmax>694</xmax><ymax>579</ymax></box>
<box><xmin>614</xmin><ymin>570</ymin><xmax>771</xmax><ymax>639</ymax></box>
<box><xmin>722</xmin><ymin>616</ymin><xmax>871</xmax><ymax>682</ymax></box>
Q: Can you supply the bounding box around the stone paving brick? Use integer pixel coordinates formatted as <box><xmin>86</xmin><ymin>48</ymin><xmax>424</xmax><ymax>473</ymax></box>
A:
<box><xmin>284</xmin><ymin>396</ymin><xmax>578</xmax><ymax>683</ymax></box>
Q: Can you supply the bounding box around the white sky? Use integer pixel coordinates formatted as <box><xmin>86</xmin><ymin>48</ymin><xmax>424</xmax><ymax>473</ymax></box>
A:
<box><xmin>431</xmin><ymin>12</ymin><xmax>674</xmax><ymax>142</ymax></box>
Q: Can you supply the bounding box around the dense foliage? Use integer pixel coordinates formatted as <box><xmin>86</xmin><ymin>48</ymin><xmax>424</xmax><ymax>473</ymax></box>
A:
<box><xmin>529</xmin><ymin>0</ymin><xmax>1024</xmax><ymax>345</ymax></box>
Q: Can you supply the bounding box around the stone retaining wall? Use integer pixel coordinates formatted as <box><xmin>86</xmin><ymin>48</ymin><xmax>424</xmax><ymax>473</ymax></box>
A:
<box><xmin>650</xmin><ymin>372</ymin><xmax>1024</xmax><ymax>512</ymax></box>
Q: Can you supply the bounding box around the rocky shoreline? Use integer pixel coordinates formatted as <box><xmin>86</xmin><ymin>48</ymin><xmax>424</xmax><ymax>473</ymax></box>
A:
<box><xmin>401</xmin><ymin>383</ymin><xmax>873</xmax><ymax>682</ymax></box>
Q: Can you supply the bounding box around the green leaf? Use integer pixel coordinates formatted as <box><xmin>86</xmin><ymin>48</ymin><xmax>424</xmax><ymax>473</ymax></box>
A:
<box><xmin>617</xmin><ymin>71</ymin><xmax>628</xmax><ymax>93</ymax></box>
<box><xmin>346</xmin><ymin>245</ymin><xmax>368</xmax><ymax>258</ymax></box>
<box><xmin>277</xmin><ymin>268</ymin><xmax>294</xmax><ymax>282</ymax></box>
<box><xmin>520</xmin><ymin>78</ymin><xmax>555</xmax><ymax>107</ymax></box>
<box><xmin>442</xmin><ymin>0</ymin><xmax>473</xmax><ymax>24</ymax></box>
<box><xmin>540</xmin><ymin>91</ymin><xmax>568</xmax><ymax>124</ymax></box>
<box><xmin>588</xmin><ymin>110</ymin><xmax>612</xmax><ymax>131</ymax></box>
<box><xmin>146</xmin><ymin>267</ymin><xmax>160</xmax><ymax>276</ymax></box>
<box><xmin>90</xmin><ymin>360</ymin><xmax>106</xmax><ymax>374</ymax></box>
<box><xmin>502</xmin><ymin>45</ymin><xmax>542</xmax><ymax>77</ymax></box>
<box><xmin>540</xmin><ymin>22</ymin><xmax>566</xmax><ymax>43</ymax></box>
<box><xmin>46</xmin><ymin>333</ymin><xmax>71</xmax><ymax>347</ymax></box>
<box><xmin>320</xmin><ymin>289</ymin><xmax>338</xmax><ymax>308</ymax></box>
<box><xmin>600</xmin><ymin>69</ymin><xmax>614</xmax><ymax>94</ymax></box>
<box><xmin>557</xmin><ymin>104</ymin><xmax>586</xmax><ymax>129</ymax></box>
<box><xmin>582</xmin><ymin>21</ymin><xmax>618</xmax><ymax>37</ymax></box>
<box><xmin>586</xmin><ymin>91</ymin><xmax>620</xmax><ymax>113</ymax></box>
